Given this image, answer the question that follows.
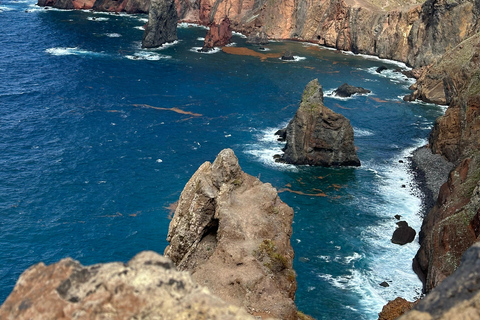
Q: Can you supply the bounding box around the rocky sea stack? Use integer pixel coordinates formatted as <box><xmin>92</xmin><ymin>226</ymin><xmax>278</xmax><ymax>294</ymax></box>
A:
<box><xmin>276</xmin><ymin>79</ymin><xmax>360</xmax><ymax>167</ymax></box>
<box><xmin>141</xmin><ymin>0</ymin><xmax>177</xmax><ymax>48</ymax></box>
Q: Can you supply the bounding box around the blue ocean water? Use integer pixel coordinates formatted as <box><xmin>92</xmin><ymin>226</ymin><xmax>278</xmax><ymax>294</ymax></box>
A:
<box><xmin>0</xmin><ymin>2</ymin><xmax>446</xmax><ymax>318</ymax></box>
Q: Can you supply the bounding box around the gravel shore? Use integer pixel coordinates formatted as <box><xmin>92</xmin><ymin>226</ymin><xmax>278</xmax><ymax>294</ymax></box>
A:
<box><xmin>410</xmin><ymin>146</ymin><xmax>455</xmax><ymax>215</ymax></box>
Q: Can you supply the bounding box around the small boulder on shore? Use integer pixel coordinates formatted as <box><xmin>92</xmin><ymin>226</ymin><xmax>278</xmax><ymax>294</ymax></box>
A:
<box><xmin>334</xmin><ymin>83</ymin><xmax>371</xmax><ymax>97</ymax></box>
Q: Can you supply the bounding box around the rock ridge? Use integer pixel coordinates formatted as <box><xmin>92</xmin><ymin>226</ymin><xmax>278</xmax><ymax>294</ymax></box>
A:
<box><xmin>164</xmin><ymin>148</ymin><xmax>298</xmax><ymax>319</ymax></box>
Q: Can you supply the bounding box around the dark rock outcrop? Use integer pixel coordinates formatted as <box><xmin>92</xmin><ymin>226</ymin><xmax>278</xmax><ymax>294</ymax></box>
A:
<box><xmin>202</xmin><ymin>17</ymin><xmax>232</xmax><ymax>49</ymax></box>
<box><xmin>281</xmin><ymin>50</ymin><xmax>295</xmax><ymax>60</ymax></box>
<box><xmin>0</xmin><ymin>251</ymin><xmax>255</xmax><ymax>320</ymax></box>
<box><xmin>164</xmin><ymin>148</ymin><xmax>298</xmax><ymax>320</ymax></box>
<box><xmin>400</xmin><ymin>242</ymin><xmax>480</xmax><ymax>320</ymax></box>
<box><xmin>276</xmin><ymin>79</ymin><xmax>360</xmax><ymax>167</ymax></box>
<box><xmin>246</xmin><ymin>30</ymin><xmax>269</xmax><ymax>45</ymax></box>
<box><xmin>142</xmin><ymin>0</ymin><xmax>177</xmax><ymax>48</ymax></box>
<box><xmin>391</xmin><ymin>221</ymin><xmax>416</xmax><ymax>245</ymax></box>
<box><xmin>334</xmin><ymin>83</ymin><xmax>371</xmax><ymax>97</ymax></box>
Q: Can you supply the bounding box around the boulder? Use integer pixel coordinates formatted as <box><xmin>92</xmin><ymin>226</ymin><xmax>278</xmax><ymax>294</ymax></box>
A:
<box><xmin>281</xmin><ymin>50</ymin><xmax>295</xmax><ymax>60</ymax></box>
<box><xmin>391</xmin><ymin>221</ymin><xmax>416</xmax><ymax>245</ymax></box>
<box><xmin>246</xmin><ymin>30</ymin><xmax>269</xmax><ymax>45</ymax></box>
<box><xmin>164</xmin><ymin>148</ymin><xmax>298</xmax><ymax>320</ymax></box>
<box><xmin>0</xmin><ymin>251</ymin><xmax>255</xmax><ymax>320</ymax></box>
<box><xmin>334</xmin><ymin>83</ymin><xmax>371</xmax><ymax>97</ymax></box>
<box><xmin>376</xmin><ymin>65</ymin><xmax>388</xmax><ymax>73</ymax></box>
<box><xmin>202</xmin><ymin>17</ymin><xmax>232</xmax><ymax>49</ymax></box>
<box><xmin>275</xmin><ymin>79</ymin><xmax>361</xmax><ymax>167</ymax></box>
<box><xmin>142</xmin><ymin>0</ymin><xmax>177</xmax><ymax>48</ymax></box>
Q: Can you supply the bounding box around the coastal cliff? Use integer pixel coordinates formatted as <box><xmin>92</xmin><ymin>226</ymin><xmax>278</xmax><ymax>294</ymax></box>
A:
<box><xmin>38</xmin><ymin>0</ymin><xmax>480</xmax><ymax>68</ymax></box>
<box><xmin>164</xmin><ymin>149</ymin><xmax>298</xmax><ymax>319</ymax></box>
<box><xmin>411</xmin><ymin>32</ymin><xmax>480</xmax><ymax>293</ymax></box>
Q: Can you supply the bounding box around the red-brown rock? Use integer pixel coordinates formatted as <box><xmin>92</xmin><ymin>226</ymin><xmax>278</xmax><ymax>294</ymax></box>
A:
<box><xmin>203</xmin><ymin>17</ymin><xmax>232</xmax><ymax>49</ymax></box>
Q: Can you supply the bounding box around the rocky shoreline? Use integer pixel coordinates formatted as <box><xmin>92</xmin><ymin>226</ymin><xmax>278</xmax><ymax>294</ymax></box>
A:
<box><xmin>409</xmin><ymin>146</ymin><xmax>454</xmax><ymax>216</ymax></box>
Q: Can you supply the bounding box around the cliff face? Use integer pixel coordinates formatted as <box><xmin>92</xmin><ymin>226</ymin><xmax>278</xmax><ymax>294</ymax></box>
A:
<box><xmin>38</xmin><ymin>0</ymin><xmax>480</xmax><ymax>68</ymax></box>
<box><xmin>400</xmin><ymin>242</ymin><xmax>480</xmax><ymax>320</ymax></box>
<box><xmin>0</xmin><ymin>251</ymin><xmax>255</xmax><ymax>320</ymax></box>
<box><xmin>164</xmin><ymin>149</ymin><xmax>297</xmax><ymax>320</ymax></box>
<box><xmin>413</xmin><ymin>32</ymin><xmax>480</xmax><ymax>292</ymax></box>
<box><xmin>142</xmin><ymin>0</ymin><xmax>178</xmax><ymax>48</ymax></box>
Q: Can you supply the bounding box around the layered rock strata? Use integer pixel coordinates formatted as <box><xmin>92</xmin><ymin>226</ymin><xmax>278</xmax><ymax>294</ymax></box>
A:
<box><xmin>0</xmin><ymin>251</ymin><xmax>255</xmax><ymax>320</ymax></box>
<box><xmin>276</xmin><ymin>79</ymin><xmax>360</xmax><ymax>167</ymax></box>
<box><xmin>399</xmin><ymin>242</ymin><xmax>480</xmax><ymax>320</ymax></box>
<box><xmin>38</xmin><ymin>0</ymin><xmax>480</xmax><ymax>69</ymax></box>
<box><xmin>142</xmin><ymin>0</ymin><xmax>177</xmax><ymax>48</ymax></box>
<box><xmin>164</xmin><ymin>148</ymin><xmax>298</xmax><ymax>320</ymax></box>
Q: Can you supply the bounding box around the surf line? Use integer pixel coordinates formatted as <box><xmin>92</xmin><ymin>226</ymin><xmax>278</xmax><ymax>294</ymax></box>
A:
<box><xmin>133</xmin><ymin>104</ymin><xmax>202</xmax><ymax>117</ymax></box>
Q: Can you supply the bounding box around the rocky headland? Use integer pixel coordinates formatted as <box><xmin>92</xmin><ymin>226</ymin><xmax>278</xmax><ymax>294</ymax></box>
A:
<box><xmin>276</xmin><ymin>79</ymin><xmax>360</xmax><ymax>167</ymax></box>
<box><xmin>164</xmin><ymin>148</ymin><xmax>298</xmax><ymax>319</ymax></box>
<box><xmin>0</xmin><ymin>149</ymin><xmax>310</xmax><ymax>320</ymax></box>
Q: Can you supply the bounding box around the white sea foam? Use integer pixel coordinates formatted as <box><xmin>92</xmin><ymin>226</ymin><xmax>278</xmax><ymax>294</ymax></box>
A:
<box><xmin>0</xmin><ymin>5</ymin><xmax>15</xmax><ymax>11</ymax></box>
<box><xmin>134</xmin><ymin>26</ymin><xmax>145</xmax><ymax>30</ymax></box>
<box><xmin>279</xmin><ymin>56</ymin><xmax>306</xmax><ymax>62</ymax></box>
<box><xmin>323</xmin><ymin>88</ymin><xmax>373</xmax><ymax>101</ymax></box>
<box><xmin>45</xmin><ymin>47</ymin><xmax>106</xmax><ymax>57</ymax></box>
<box><xmin>125</xmin><ymin>51</ymin><xmax>171</xmax><ymax>60</ymax></box>
<box><xmin>178</xmin><ymin>22</ymin><xmax>208</xmax><ymax>29</ymax></box>
<box><xmin>197</xmin><ymin>37</ymin><xmax>205</xmax><ymax>41</ymax></box>
<box><xmin>243</xmin><ymin>126</ymin><xmax>298</xmax><ymax>171</ymax></box>
<box><xmin>362</xmin><ymin>67</ymin><xmax>416</xmax><ymax>85</ymax></box>
<box><xmin>189</xmin><ymin>47</ymin><xmax>221</xmax><ymax>54</ymax></box>
<box><xmin>225</xmin><ymin>42</ymin><xmax>236</xmax><ymax>47</ymax></box>
<box><xmin>354</xmin><ymin>127</ymin><xmax>374</xmax><ymax>137</ymax></box>
<box><xmin>105</xmin><ymin>33</ymin><xmax>121</xmax><ymax>37</ymax></box>
<box><xmin>87</xmin><ymin>16</ymin><xmax>109</xmax><ymax>21</ymax></box>
<box><xmin>232</xmin><ymin>31</ymin><xmax>247</xmax><ymax>38</ymax></box>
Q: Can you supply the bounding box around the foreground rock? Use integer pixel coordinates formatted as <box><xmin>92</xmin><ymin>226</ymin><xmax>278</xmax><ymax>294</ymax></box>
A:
<box><xmin>142</xmin><ymin>0</ymin><xmax>177</xmax><ymax>48</ymax></box>
<box><xmin>275</xmin><ymin>79</ymin><xmax>360</xmax><ymax>167</ymax></box>
<box><xmin>391</xmin><ymin>221</ymin><xmax>416</xmax><ymax>245</ymax></box>
<box><xmin>0</xmin><ymin>251</ymin><xmax>255</xmax><ymax>320</ymax></box>
<box><xmin>246</xmin><ymin>30</ymin><xmax>269</xmax><ymax>45</ymax></box>
<box><xmin>334</xmin><ymin>83</ymin><xmax>371</xmax><ymax>97</ymax></box>
<box><xmin>164</xmin><ymin>149</ymin><xmax>298</xmax><ymax>319</ymax></box>
<box><xmin>379</xmin><ymin>297</ymin><xmax>415</xmax><ymax>320</ymax></box>
<box><xmin>400</xmin><ymin>242</ymin><xmax>480</xmax><ymax>320</ymax></box>
<box><xmin>202</xmin><ymin>17</ymin><xmax>232</xmax><ymax>50</ymax></box>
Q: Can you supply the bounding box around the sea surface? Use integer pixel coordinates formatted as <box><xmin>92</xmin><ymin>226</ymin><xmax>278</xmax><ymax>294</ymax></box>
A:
<box><xmin>0</xmin><ymin>2</ymin><xmax>446</xmax><ymax>318</ymax></box>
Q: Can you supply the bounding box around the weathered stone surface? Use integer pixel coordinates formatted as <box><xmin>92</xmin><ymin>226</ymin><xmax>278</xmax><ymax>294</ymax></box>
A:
<box><xmin>164</xmin><ymin>148</ymin><xmax>297</xmax><ymax>320</ymax></box>
<box><xmin>281</xmin><ymin>51</ymin><xmax>295</xmax><ymax>60</ymax></box>
<box><xmin>0</xmin><ymin>251</ymin><xmax>255</xmax><ymax>320</ymax></box>
<box><xmin>391</xmin><ymin>221</ymin><xmax>416</xmax><ymax>245</ymax></box>
<box><xmin>334</xmin><ymin>83</ymin><xmax>371</xmax><ymax>97</ymax></box>
<box><xmin>142</xmin><ymin>0</ymin><xmax>177</xmax><ymax>48</ymax></box>
<box><xmin>379</xmin><ymin>297</ymin><xmax>415</xmax><ymax>320</ymax></box>
<box><xmin>276</xmin><ymin>79</ymin><xmax>360</xmax><ymax>167</ymax></box>
<box><xmin>203</xmin><ymin>17</ymin><xmax>232</xmax><ymax>49</ymax></box>
<box><xmin>246</xmin><ymin>30</ymin><xmax>269</xmax><ymax>45</ymax></box>
<box><xmin>400</xmin><ymin>242</ymin><xmax>480</xmax><ymax>320</ymax></box>
<box><xmin>414</xmin><ymin>154</ymin><xmax>480</xmax><ymax>292</ymax></box>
